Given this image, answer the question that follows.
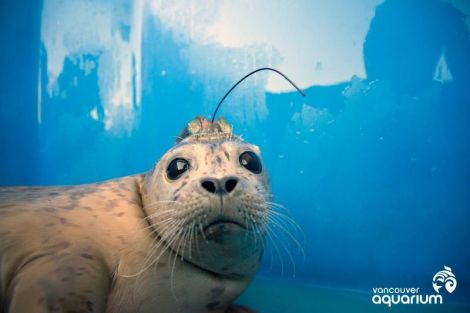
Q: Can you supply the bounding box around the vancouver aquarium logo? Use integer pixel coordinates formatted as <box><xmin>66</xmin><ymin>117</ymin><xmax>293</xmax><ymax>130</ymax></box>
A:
<box><xmin>432</xmin><ymin>266</ymin><xmax>457</xmax><ymax>294</ymax></box>
<box><xmin>371</xmin><ymin>266</ymin><xmax>457</xmax><ymax>307</ymax></box>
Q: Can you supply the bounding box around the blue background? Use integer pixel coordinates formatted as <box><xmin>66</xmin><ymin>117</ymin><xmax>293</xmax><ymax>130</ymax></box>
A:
<box><xmin>1</xmin><ymin>0</ymin><xmax>469</xmax><ymax>311</ymax></box>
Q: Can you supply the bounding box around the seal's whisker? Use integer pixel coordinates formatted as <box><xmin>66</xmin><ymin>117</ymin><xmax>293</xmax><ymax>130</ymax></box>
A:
<box><xmin>169</xmin><ymin>223</ymin><xmax>189</xmax><ymax>300</ymax></box>
<box><xmin>243</xmin><ymin>213</ymin><xmax>250</xmax><ymax>242</ymax></box>
<box><xmin>185</xmin><ymin>222</ymin><xmax>192</xmax><ymax>260</ymax></box>
<box><xmin>122</xmin><ymin>219</ymin><xmax>184</xmax><ymax>278</ymax></box>
<box><xmin>198</xmin><ymin>215</ymin><xmax>209</xmax><ymax>243</ymax></box>
<box><xmin>144</xmin><ymin>205</ymin><xmax>180</xmax><ymax>213</ymax></box>
<box><xmin>146</xmin><ymin>211</ymin><xmax>181</xmax><ymax>225</ymax></box>
<box><xmin>271</xmin><ymin>219</ymin><xmax>305</xmax><ymax>267</ymax></box>
<box><xmin>152</xmin><ymin>223</ymin><xmax>184</xmax><ymax>262</ymax></box>
<box><xmin>264</xmin><ymin>226</ymin><xmax>285</xmax><ymax>275</ymax></box>
<box><xmin>266</xmin><ymin>201</ymin><xmax>295</xmax><ymax>215</ymax></box>
<box><xmin>248</xmin><ymin>219</ymin><xmax>258</xmax><ymax>247</ymax></box>
<box><xmin>267</xmin><ymin>210</ymin><xmax>303</xmax><ymax>235</ymax></box>
<box><xmin>251</xmin><ymin>222</ymin><xmax>266</xmax><ymax>252</ymax></box>
<box><xmin>267</xmin><ymin>214</ymin><xmax>305</xmax><ymax>262</ymax></box>
<box><xmin>147</xmin><ymin>219</ymin><xmax>185</xmax><ymax>259</ymax></box>
<box><xmin>161</xmin><ymin>223</ymin><xmax>185</xmax><ymax>266</ymax></box>
<box><xmin>145</xmin><ymin>199</ymin><xmax>182</xmax><ymax>205</ymax></box>
<box><xmin>144</xmin><ymin>216</ymin><xmax>176</xmax><ymax>231</ymax></box>
<box><xmin>266</xmin><ymin>203</ymin><xmax>305</xmax><ymax>248</ymax></box>
<box><xmin>266</xmin><ymin>222</ymin><xmax>297</xmax><ymax>277</ymax></box>
<box><xmin>261</xmin><ymin>220</ymin><xmax>276</xmax><ymax>272</ymax></box>
<box><xmin>267</xmin><ymin>213</ymin><xmax>303</xmax><ymax>241</ymax></box>
<box><xmin>187</xmin><ymin>222</ymin><xmax>196</xmax><ymax>259</ymax></box>
<box><xmin>194</xmin><ymin>217</ymin><xmax>203</xmax><ymax>253</ymax></box>
<box><xmin>125</xmin><ymin>221</ymin><xmax>176</xmax><ymax>278</ymax></box>
<box><xmin>143</xmin><ymin>205</ymin><xmax>180</xmax><ymax>217</ymax></box>
<box><xmin>180</xmin><ymin>223</ymin><xmax>190</xmax><ymax>261</ymax></box>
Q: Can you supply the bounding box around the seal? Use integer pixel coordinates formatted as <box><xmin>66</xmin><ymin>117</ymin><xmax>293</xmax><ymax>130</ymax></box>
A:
<box><xmin>0</xmin><ymin>116</ymin><xmax>269</xmax><ymax>313</ymax></box>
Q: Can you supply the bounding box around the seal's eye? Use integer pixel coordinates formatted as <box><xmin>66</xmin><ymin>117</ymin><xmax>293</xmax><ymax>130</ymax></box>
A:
<box><xmin>239</xmin><ymin>151</ymin><xmax>262</xmax><ymax>174</ymax></box>
<box><xmin>167</xmin><ymin>158</ymin><xmax>190</xmax><ymax>180</ymax></box>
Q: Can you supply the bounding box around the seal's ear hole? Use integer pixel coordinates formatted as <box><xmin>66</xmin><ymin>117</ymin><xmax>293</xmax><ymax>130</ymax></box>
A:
<box><xmin>239</xmin><ymin>151</ymin><xmax>262</xmax><ymax>174</ymax></box>
<box><xmin>167</xmin><ymin>158</ymin><xmax>190</xmax><ymax>180</ymax></box>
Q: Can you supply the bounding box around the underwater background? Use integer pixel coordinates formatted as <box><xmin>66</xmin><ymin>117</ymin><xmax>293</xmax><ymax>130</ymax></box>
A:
<box><xmin>1</xmin><ymin>0</ymin><xmax>469</xmax><ymax>312</ymax></box>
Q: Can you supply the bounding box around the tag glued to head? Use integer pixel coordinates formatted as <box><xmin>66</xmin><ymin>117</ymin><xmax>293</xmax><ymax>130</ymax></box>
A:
<box><xmin>176</xmin><ymin>116</ymin><xmax>235</xmax><ymax>143</ymax></box>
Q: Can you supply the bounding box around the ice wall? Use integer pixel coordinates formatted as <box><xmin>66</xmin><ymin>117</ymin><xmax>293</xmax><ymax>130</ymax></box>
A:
<box><xmin>40</xmin><ymin>0</ymin><xmax>143</xmax><ymax>133</ymax></box>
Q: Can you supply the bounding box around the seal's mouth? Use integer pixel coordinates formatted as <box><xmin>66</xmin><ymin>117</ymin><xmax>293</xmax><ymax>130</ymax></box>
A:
<box><xmin>203</xmin><ymin>218</ymin><xmax>246</xmax><ymax>235</ymax></box>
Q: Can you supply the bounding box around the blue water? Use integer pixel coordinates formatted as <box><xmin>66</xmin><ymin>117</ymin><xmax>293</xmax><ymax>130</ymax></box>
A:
<box><xmin>1</xmin><ymin>0</ymin><xmax>469</xmax><ymax>312</ymax></box>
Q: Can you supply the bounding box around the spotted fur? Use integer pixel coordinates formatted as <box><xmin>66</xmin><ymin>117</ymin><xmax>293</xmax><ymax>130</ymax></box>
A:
<box><xmin>0</xmin><ymin>117</ymin><xmax>271</xmax><ymax>313</ymax></box>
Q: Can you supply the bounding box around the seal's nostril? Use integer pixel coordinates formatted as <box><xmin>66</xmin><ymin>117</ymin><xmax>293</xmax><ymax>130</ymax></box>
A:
<box><xmin>225</xmin><ymin>178</ymin><xmax>238</xmax><ymax>193</ymax></box>
<box><xmin>201</xmin><ymin>180</ymin><xmax>217</xmax><ymax>193</ymax></box>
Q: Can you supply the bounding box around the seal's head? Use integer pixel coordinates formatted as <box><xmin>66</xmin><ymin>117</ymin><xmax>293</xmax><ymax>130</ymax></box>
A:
<box><xmin>142</xmin><ymin>116</ymin><xmax>270</xmax><ymax>277</ymax></box>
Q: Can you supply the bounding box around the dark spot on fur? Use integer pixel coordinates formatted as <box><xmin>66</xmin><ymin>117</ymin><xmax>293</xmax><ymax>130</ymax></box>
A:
<box><xmin>206</xmin><ymin>301</ymin><xmax>221</xmax><ymax>311</ymax></box>
<box><xmin>43</xmin><ymin>207</ymin><xmax>57</xmax><ymax>212</ymax></box>
<box><xmin>216</xmin><ymin>156</ymin><xmax>222</xmax><ymax>166</ymax></box>
<box><xmin>86</xmin><ymin>300</ymin><xmax>94</xmax><ymax>312</ymax></box>
<box><xmin>104</xmin><ymin>199</ymin><xmax>119</xmax><ymax>211</ymax></box>
<box><xmin>210</xmin><ymin>286</ymin><xmax>225</xmax><ymax>298</ymax></box>
<box><xmin>60</xmin><ymin>217</ymin><xmax>67</xmax><ymax>224</ymax></box>
<box><xmin>174</xmin><ymin>181</ymin><xmax>187</xmax><ymax>194</ymax></box>
<box><xmin>80</xmin><ymin>253</ymin><xmax>94</xmax><ymax>260</ymax></box>
<box><xmin>70</xmin><ymin>194</ymin><xmax>82</xmax><ymax>201</ymax></box>
<box><xmin>64</xmin><ymin>203</ymin><xmax>78</xmax><ymax>211</ymax></box>
<box><xmin>173</xmin><ymin>195</ymin><xmax>180</xmax><ymax>201</ymax></box>
<box><xmin>48</xmin><ymin>192</ymin><xmax>60</xmax><ymax>196</ymax></box>
<box><xmin>117</xmin><ymin>235</ymin><xmax>127</xmax><ymax>244</ymax></box>
<box><xmin>115</xmin><ymin>212</ymin><xmax>125</xmax><ymax>217</ymax></box>
<box><xmin>224</xmin><ymin>151</ymin><xmax>230</xmax><ymax>160</ymax></box>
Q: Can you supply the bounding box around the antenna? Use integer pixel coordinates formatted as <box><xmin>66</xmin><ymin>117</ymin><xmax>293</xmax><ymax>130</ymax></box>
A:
<box><xmin>211</xmin><ymin>67</ymin><xmax>306</xmax><ymax>123</ymax></box>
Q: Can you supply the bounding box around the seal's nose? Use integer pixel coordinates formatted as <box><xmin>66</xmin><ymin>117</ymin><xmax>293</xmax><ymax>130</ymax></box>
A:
<box><xmin>201</xmin><ymin>177</ymin><xmax>238</xmax><ymax>194</ymax></box>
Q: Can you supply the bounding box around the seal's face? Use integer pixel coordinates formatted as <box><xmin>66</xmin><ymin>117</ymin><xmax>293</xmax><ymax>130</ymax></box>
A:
<box><xmin>142</xmin><ymin>117</ymin><xmax>270</xmax><ymax>276</ymax></box>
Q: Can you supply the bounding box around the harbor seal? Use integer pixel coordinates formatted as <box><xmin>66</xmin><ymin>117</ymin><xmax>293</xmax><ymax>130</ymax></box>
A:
<box><xmin>0</xmin><ymin>116</ymin><xmax>269</xmax><ymax>313</ymax></box>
